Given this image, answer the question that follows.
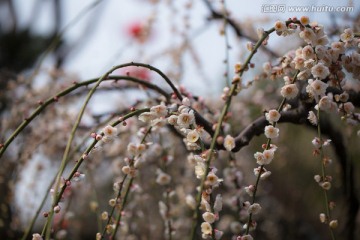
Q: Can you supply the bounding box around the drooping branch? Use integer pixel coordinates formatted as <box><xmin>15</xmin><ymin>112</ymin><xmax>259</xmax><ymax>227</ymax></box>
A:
<box><xmin>311</xmin><ymin>117</ymin><xmax>359</xmax><ymax>240</ymax></box>
<box><xmin>0</xmin><ymin>62</ymin><xmax>179</xmax><ymax>158</ymax></box>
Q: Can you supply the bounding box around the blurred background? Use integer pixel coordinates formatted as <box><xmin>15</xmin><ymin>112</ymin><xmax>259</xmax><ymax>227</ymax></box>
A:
<box><xmin>0</xmin><ymin>0</ymin><xmax>359</xmax><ymax>239</ymax></box>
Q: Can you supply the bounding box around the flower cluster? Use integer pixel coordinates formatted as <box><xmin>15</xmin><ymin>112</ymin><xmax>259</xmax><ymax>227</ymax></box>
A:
<box><xmin>200</xmin><ymin>193</ymin><xmax>223</xmax><ymax>239</ymax></box>
<box><xmin>5</xmin><ymin>12</ymin><xmax>359</xmax><ymax>240</ymax></box>
<box><xmin>312</xmin><ymin>133</ymin><xmax>338</xmax><ymax>230</ymax></box>
<box><xmin>238</xmin><ymin>109</ymin><xmax>281</xmax><ymax>238</ymax></box>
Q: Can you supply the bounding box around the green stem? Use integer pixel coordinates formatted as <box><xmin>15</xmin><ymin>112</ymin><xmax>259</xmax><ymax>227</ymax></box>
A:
<box><xmin>110</xmin><ymin>127</ymin><xmax>152</xmax><ymax>239</ymax></box>
<box><xmin>244</xmin><ymin>70</ymin><xmax>299</xmax><ymax>235</ymax></box>
<box><xmin>316</xmin><ymin>109</ymin><xmax>336</xmax><ymax>240</ymax></box>
<box><xmin>189</xmin><ymin>20</ymin><xmax>286</xmax><ymax>240</ymax></box>
<box><xmin>39</xmin><ymin>107</ymin><xmax>149</xmax><ymax>238</ymax></box>
<box><xmin>111</xmin><ymin>177</ymin><xmax>134</xmax><ymax>238</ymax></box>
<box><xmin>87</xmin><ymin>170</ymin><xmax>104</xmax><ymax>233</ymax></box>
<box><xmin>20</xmin><ymin>121</ymin><xmax>106</xmax><ymax>240</ymax></box>
<box><xmin>45</xmin><ymin>65</ymin><xmax>126</xmax><ymax>240</ymax></box>
<box><xmin>101</xmin><ymin>174</ymin><xmax>128</xmax><ymax>238</ymax></box>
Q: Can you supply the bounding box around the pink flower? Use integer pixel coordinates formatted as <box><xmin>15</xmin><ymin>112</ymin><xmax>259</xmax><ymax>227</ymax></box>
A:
<box><xmin>126</xmin><ymin>21</ymin><xmax>151</xmax><ymax>43</ymax></box>
<box><xmin>311</xmin><ymin>63</ymin><xmax>330</xmax><ymax>80</ymax></box>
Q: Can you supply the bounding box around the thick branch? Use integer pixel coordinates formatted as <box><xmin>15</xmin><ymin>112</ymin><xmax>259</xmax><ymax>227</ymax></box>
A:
<box><xmin>230</xmin><ymin>105</ymin><xmax>308</xmax><ymax>152</ymax></box>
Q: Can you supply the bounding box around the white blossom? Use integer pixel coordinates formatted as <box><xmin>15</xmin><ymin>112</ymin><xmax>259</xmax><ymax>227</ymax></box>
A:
<box><xmin>186</xmin><ymin>195</ymin><xmax>197</xmax><ymax>210</ymax></box>
<box><xmin>202</xmin><ymin>212</ymin><xmax>216</xmax><ymax>223</ymax></box>
<box><xmin>138</xmin><ymin>112</ymin><xmax>157</xmax><ymax>123</ymax></box>
<box><xmin>319</xmin><ymin>213</ymin><xmax>326</xmax><ymax>223</ymax></box>
<box><xmin>32</xmin><ymin>234</ymin><xmax>43</xmax><ymax>240</ymax></box>
<box><xmin>150</xmin><ymin>104</ymin><xmax>168</xmax><ymax>117</ymax></box>
<box><xmin>307</xmin><ymin>111</ymin><xmax>318</xmax><ymax>125</ymax></box>
<box><xmin>182</xmin><ymin>97</ymin><xmax>191</xmax><ymax>106</ymax></box>
<box><xmin>329</xmin><ymin>220</ymin><xmax>338</xmax><ymax>229</ymax></box>
<box><xmin>240</xmin><ymin>234</ymin><xmax>254</xmax><ymax>240</ymax></box>
<box><xmin>206</xmin><ymin>172</ymin><xmax>220</xmax><ymax>186</ymax></box>
<box><xmin>195</xmin><ymin>161</ymin><xmax>206</xmax><ymax>179</ymax></box>
<box><xmin>156</xmin><ymin>169</ymin><xmax>171</xmax><ymax>185</ymax></box>
<box><xmin>224</xmin><ymin>135</ymin><xmax>235</xmax><ymax>151</ymax></box>
<box><xmin>280</xmin><ymin>84</ymin><xmax>299</xmax><ymax>99</ymax></box>
<box><xmin>264</xmin><ymin>125</ymin><xmax>279</xmax><ymax>139</ymax></box>
<box><xmin>214</xmin><ymin>194</ymin><xmax>223</xmax><ymax>213</ymax></box>
<box><xmin>159</xmin><ymin>201</ymin><xmax>168</xmax><ymax>220</ymax></box>
<box><xmin>262</xmin><ymin>149</ymin><xmax>275</xmax><ymax>164</ymax></box>
<box><xmin>274</xmin><ymin>20</ymin><xmax>287</xmax><ymax>32</ymax></box>
<box><xmin>265</xmin><ymin>109</ymin><xmax>281</xmax><ymax>124</ymax></box>
<box><xmin>201</xmin><ymin>222</ymin><xmax>212</xmax><ymax>235</ymax></box>
<box><xmin>311</xmin><ymin>63</ymin><xmax>330</xmax><ymax>80</ymax></box>
<box><xmin>302</xmin><ymin>45</ymin><xmax>315</xmax><ymax>60</ymax></box>
<box><xmin>308</xmin><ymin>79</ymin><xmax>328</xmax><ymax>97</ymax></box>
<box><xmin>340</xmin><ymin>28</ymin><xmax>354</xmax><ymax>42</ymax></box>
<box><xmin>299</xmin><ymin>28</ymin><xmax>316</xmax><ymax>44</ymax></box>
<box><xmin>177</xmin><ymin>112</ymin><xmax>195</xmax><ymax>128</ymax></box>
<box><xmin>103</xmin><ymin>125</ymin><xmax>117</xmax><ymax>138</ymax></box>
<box><xmin>248</xmin><ymin>203</ymin><xmax>262</xmax><ymax>214</ymax></box>
<box><xmin>254</xmin><ymin>152</ymin><xmax>264</xmax><ymax>165</ymax></box>
<box><xmin>167</xmin><ymin>115</ymin><xmax>178</xmax><ymax>125</ymax></box>
<box><xmin>187</xmin><ymin>129</ymin><xmax>199</xmax><ymax>143</ymax></box>
<box><xmin>318</xmin><ymin>96</ymin><xmax>336</xmax><ymax>112</ymax></box>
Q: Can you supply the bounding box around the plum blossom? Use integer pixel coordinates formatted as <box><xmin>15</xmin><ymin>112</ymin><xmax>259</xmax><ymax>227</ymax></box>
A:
<box><xmin>248</xmin><ymin>203</ymin><xmax>262</xmax><ymax>214</ymax></box>
<box><xmin>150</xmin><ymin>104</ymin><xmax>167</xmax><ymax>117</ymax></box>
<box><xmin>103</xmin><ymin>125</ymin><xmax>117</xmax><ymax>138</ymax></box>
<box><xmin>224</xmin><ymin>135</ymin><xmax>235</xmax><ymax>151</ymax></box>
<box><xmin>307</xmin><ymin>79</ymin><xmax>328</xmax><ymax>98</ymax></box>
<box><xmin>201</xmin><ymin>222</ymin><xmax>212</xmax><ymax>235</ymax></box>
<box><xmin>202</xmin><ymin>212</ymin><xmax>216</xmax><ymax>223</ymax></box>
<box><xmin>214</xmin><ymin>194</ymin><xmax>223</xmax><ymax>213</ymax></box>
<box><xmin>264</xmin><ymin>125</ymin><xmax>279</xmax><ymax>139</ymax></box>
<box><xmin>307</xmin><ymin>111</ymin><xmax>318</xmax><ymax>125</ymax></box>
<box><xmin>177</xmin><ymin>111</ymin><xmax>195</xmax><ymax>128</ymax></box>
<box><xmin>299</xmin><ymin>28</ymin><xmax>316</xmax><ymax>44</ymax></box>
<box><xmin>274</xmin><ymin>20</ymin><xmax>287</xmax><ymax>32</ymax></box>
<box><xmin>156</xmin><ymin>169</ymin><xmax>171</xmax><ymax>185</ymax></box>
<box><xmin>187</xmin><ymin>129</ymin><xmax>199</xmax><ymax>143</ymax></box>
<box><xmin>280</xmin><ymin>84</ymin><xmax>299</xmax><ymax>99</ymax></box>
<box><xmin>311</xmin><ymin>63</ymin><xmax>330</xmax><ymax>80</ymax></box>
<box><xmin>265</xmin><ymin>109</ymin><xmax>281</xmax><ymax>124</ymax></box>
<box><xmin>32</xmin><ymin>234</ymin><xmax>43</xmax><ymax>240</ymax></box>
<box><xmin>340</xmin><ymin>28</ymin><xmax>354</xmax><ymax>42</ymax></box>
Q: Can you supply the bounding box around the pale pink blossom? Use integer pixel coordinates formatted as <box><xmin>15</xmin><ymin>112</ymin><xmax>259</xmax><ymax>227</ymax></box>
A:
<box><xmin>264</xmin><ymin>125</ymin><xmax>279</xmax><ymax>139</ymax></box>
<box><xmin>280</xmin><ymin>84</ymin><xmax>299</xmax><ymax>99</ymax></box>
<box><xmin>274</xmin><ymin>20</ymin><xmax>287</xmax><ymax>32</ymax></box>
<box><xmin>248</xmin><ymin>203</ymin><xmax>262</xmax><ymax>214</ymax></box>
<box><xmin>202</xmin><ymin>212</ymin><xmax>216</xmax><ymax>223</ymax></box>
<box><xmin>265</xmin><ymin>109</ymin><xmax>281</xmax><ymax>124</ymax></box>
<box><xmin>201</xmin><ymin>222</ymin><xmax>213</xmax><ymax>235</ymax></box>
<box><xmin>340</xmin><ymin>28</ymin><xmax>354</xmax><ymax>42</ymax></box>
<box><xmin>224</xmin><ymin>135</ymin><xmax>236</xmax><ymax>151</ymax></box>
<box><xmin>307</xmin><ymin>111</ymin><xmax>318</xmax><ymax>125</ymax></box>
<box><xmin>311</xmin><ymin>63</ymin><xmax>330</xmax><ymax>80</ymax></box>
